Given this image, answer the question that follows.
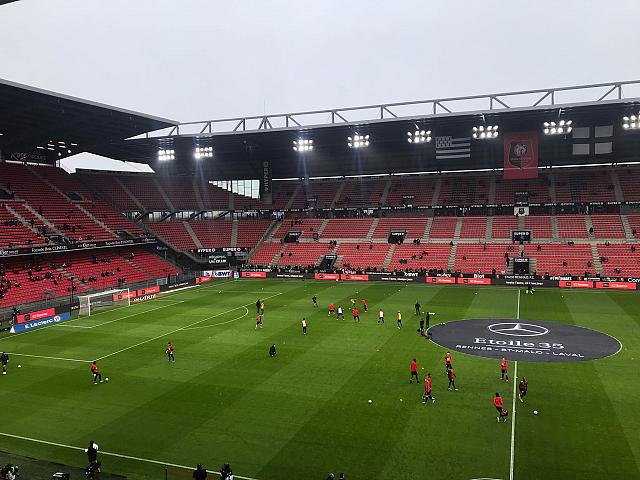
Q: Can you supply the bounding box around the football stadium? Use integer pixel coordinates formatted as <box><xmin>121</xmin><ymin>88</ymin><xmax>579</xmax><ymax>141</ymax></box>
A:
<box><xmin>1</xmin><ymin>3</ymin><xmax>640</xmax><ymax>480</ymax></box>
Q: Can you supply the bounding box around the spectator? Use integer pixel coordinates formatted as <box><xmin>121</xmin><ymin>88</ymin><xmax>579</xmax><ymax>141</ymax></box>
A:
<box><xmin>192</xmin><ymin>464</ymin><xmax>207</xmax><ymax>480</ymax></box>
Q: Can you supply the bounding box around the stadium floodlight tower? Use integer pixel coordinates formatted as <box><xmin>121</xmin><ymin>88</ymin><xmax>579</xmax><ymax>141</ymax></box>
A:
<box><xmin>543</xmin><ymin>120</ymin><xmax>572</xmax><ymax>135</ymax></box>
<box><xmin>293</xmin><ymin>138</ymin><xmax>313</xmax><ymax>152</ymax></box>
<box><xmin>622</xmin><ymin>114</ymin><xmax>640</xmax><ymax>130</ymax></box>
<box><xmin>157</xmin><ymin>149</ymin><xmax>175</xmax><ymax>161</ymax></box>
<box><xmin>472</xmin><ymin>125</ymin><xmax>499</xmax><ymax>139</ymax></box>
<box><xmin>194</xmin><ymin>146</ymin><xmax>213</xmax><ymax>159</ymax></box>
<box><xmin>348</xmin><ymin>133</ymin><xmax>370</xmax><ymax>148</ymax></box>
<box><xmin>407</xmin><ymin>130</ymin><xmax>432</xmax><ymax>143</ymax></box>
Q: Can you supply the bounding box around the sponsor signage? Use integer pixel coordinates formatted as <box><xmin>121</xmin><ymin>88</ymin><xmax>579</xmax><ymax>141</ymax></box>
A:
<box><xmin>17</xmin><ymin>307</ymin><xmax>55</xmax><ymax>324</ymax></box>
<box><xmin>426</xmin><ymin>276</ymin><xmax>456</xmax><ymax>284</ymax></box>
<box><xmin>161</xmin><ymin>279</ymin><xmax>197</xmax><ymax>291</ymax></box>
<box><xmin>315</xmin><ymin>273</ymin><xmax>340</xmax><ymax>281</ymax></box>
<box><xmin>213</xmin><ymin>270</ymin><xmax>232</xmax><ymax>278</ymax></box>
<box><xmin>595</xmin><ymin>281</ymin><xmax>637</xmax><ymax>290</ymax></box>
<box><xmin>10</xmin><ymin>312</ymin><xmax>72</xmax><ymax>333</ymax></box>
<box><xmin>242</xmin><ymin>271</ymin><xmax>267</xmax><ymax>278</ymax></box>
<box><xmin>132</xmin><ymin>293</ymin><xmax>157</xmax><ymax>303</ymax></box>
<box><xmin>457</xmin><ymin>277</ymin><xmax>492</xmax><ymax>285</ymax></box>
<box><xmin>0</xmin><ymin>238</ymin><xmax>156</xmax><ymax>259</ymax></box>
<box><xmin>271</xmin><ymin>272</ymin><xmax>305</xmax><ymax>279</ymax></box>
<box><xmin>139</xmin><ymin>286</ymin><xmax>160</xmax><ymax>295</ymax></box>
<box><xmin>429</xmin><ymin>318</ymin><xmax>621</xmax><ymax>362</ymax></box>
<box><xmin>208</xmin><ymin>254</ymin><xmax>228</xmax><ymax>265</ymax></box>
<box><xmin>340</xmin><ymin>274</ymin><xmax>369</xmax><ymax>281</ymax></box>
<box><xmin>196</xmin><ymin>276</ymin><xmax>212</xmax><ymax>284</ymax></box>
<box><xmin>559</xmin><ymin>280</ymin><xmax>593</xmax><ymax>289</ymax></box>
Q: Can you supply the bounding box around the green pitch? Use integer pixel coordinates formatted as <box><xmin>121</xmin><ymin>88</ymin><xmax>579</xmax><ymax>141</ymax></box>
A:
<box><xmin>0</xmin><ymin>280</ymin><xmax>638</xmax><ymax>480</ymax></box>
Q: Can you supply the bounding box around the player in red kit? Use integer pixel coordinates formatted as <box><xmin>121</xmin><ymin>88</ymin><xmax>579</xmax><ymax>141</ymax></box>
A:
<box><xmin>361</xmin><ymin>298</ymin><xmax>368</xmax><ymax>312</ymax></box>
<box><xmin>352</xmin><ymin>307</ymin><xmax>360</xmax><ymax>322</ymax></box>
<box><xmin>423</xmin><ymin>373</ymin><xmax>435</xmax><ymax>404</ymax></box>
<box><xmin>166</xmin><ymin>342</ymin><xmax>175</xmax><ymax>362</ymax></box>
<box><xmin>91</xmin><ymin>361</ymin><xmax>102</xmax><ymax>384</ymax></box>
<box><xmin>494</xmin><ymin>392</ymin><xmax>508</xmax><ymax>422</ymax></box>
<box><xmin>256</xmin><ymin>314</ymin><xmax>263</xmax><ymax>329</ymax></box>
<box><xmin>410</xmin><ymin>358</ymin><xmax>419</xmax><ymax>383</ymax></box>
<box><xmin>444</xmin><ymin>352</ymin><xmax>452</xmax><ymax>372</ymax></box>
<box><xmin>328</xmin><ymin>303</ymin><xmax>335</xmax><ymax>317</ymax></box>
<box><xmin>447</xmin><ymin>367</ymin><xmax>458</xmax><ymax>391</ymax></box>
<box><xmin>500</xmin><ymin>357</ymin><xmax>509</xmax><ymax>382</ymax></box>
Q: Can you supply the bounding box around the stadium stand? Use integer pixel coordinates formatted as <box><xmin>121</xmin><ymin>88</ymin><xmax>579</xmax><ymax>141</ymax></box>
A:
<box><xmin>459</xmin><ymin>216</ymin><xmax>487</xmax><ymax>239</ymax></box>
<box><xmin>337</xmin><ymin>243</ymin><xmax>390</xmax><ymax>269</ymax></box>
<box><xmin>189</xmin><ymin>220</ymin><xmax>233</xmax><ymax>248</ymax></box>
<box><xmin>321</xmin><ymin>218</ymin><xmax>373</xmax><ymax>238</ymax></box>
<box><xmin>388</xmin><ymin>243</ymin><xmax>451</xmax><ymax>271</ymax></box>
<box><xmin>373</xmin><ymin>216</ymin><xmax>428</xmax><ymax>240</ymax></box>
<box><xmin>277</xmin><ymin>242</ymin><xmax>333</xmax><ymax>267</ymax></box>
<box><xmin>429</xmin><ymin>217</ymin><xmax>457</xmax><ymax>238</ymax></box>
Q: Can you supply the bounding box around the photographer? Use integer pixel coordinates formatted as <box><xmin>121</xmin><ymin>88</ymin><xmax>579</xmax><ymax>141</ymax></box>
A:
<box><xmin>84</xmin><ymin>440</ymin><xmax>101</xmax><ymax>478</ymax></box>
<box><xmin>192</xmin><ymin>464</ymin><xmax>207</xmax><ymax>480</ymax></box>
<box><xmin>0</xmin><ymin>464</ymin><xmax>17</xmax><ymax>480</ymax></box>
<box><xmin>219</xmin><ymin>463</ymin><xmax>233</xmax><ymax>480</ymax></box>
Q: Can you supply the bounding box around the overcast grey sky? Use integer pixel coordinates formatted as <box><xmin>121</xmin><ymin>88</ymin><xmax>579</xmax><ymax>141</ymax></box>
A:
<box><xmin>1</xmin><ymin>0</ymin><xmax>639</xmax><ymax>172</ymax></box>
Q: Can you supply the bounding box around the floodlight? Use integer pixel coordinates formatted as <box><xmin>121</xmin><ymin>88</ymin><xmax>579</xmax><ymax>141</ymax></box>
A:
<box><xmin>407</xmin><ymin>130</ymin><xmax>432</xmax><ymax>143</ymax></box>
<box><xmin>623</xmin><ymin>113</ymin><xmax>640</xmax><ymax>130</ymax></box>
<box><xmin>194</xmin><ymin>146</ymin><xmax>213</xmax><ymax>159</ymax></box>
<box><xmin>348</xmin><ymin>133</ymin><xmax>370</xmax><ymax>149</ymax></box>
<box><xmin>543</xmin><ymin>120</ymin><xmax>572</xmax><ymax>135</ymax></box>
<box><xmin>158</xmin><ymin>149</ymin><xmax>175</xmax><ymax>161</ymax></box>
<box><xmin>293</xmin><ymin>139</ymin><xmax>314</xmax><ymax>152</ymax></box>
<box><xmin>472</xmin><ymin>125</ymin><xmax>499</xmax><ymax>139</ymax></box>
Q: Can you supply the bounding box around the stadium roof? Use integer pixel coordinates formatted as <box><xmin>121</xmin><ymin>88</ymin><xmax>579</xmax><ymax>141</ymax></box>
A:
<box><xmin>0</xmin><ymin>77</ymin><xmax>178</xmax><ymax>165</ymax></box>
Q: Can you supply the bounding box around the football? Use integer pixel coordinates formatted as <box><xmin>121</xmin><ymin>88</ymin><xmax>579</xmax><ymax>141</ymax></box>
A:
<box><xmin>105</xmin><ymin>377</ymin><xmax>109</xmax><ymax>382</ymax></box>
<box><xmin>368</xmin><ymin>399</ymin><xmax>372</xmax><ymax>404</ymax></box>
<box><xmin>534</xmin><ymin>410</ymin><xmax>538</xmax><ymax>415</ymax></box>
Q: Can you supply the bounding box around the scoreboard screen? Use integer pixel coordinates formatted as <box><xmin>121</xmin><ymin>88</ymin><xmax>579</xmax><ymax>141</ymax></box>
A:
<box><xmin>512</xmin><ymin>230</ymin><xmax>532</xmax><ymax>242</ymax></box>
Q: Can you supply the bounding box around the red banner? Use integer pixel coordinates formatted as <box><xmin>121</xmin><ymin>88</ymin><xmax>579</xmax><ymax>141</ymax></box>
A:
<box><xmin>17</xmin><ymin>307</ymin><xmax>55</xmax><ymax>324</ymax></box>
<box><xmin>139</xmin><ymin>285</ymin><xmax>160</xmax><ymax>295</ymax></box>
<box><xmin>503</xmin><ymin>131</ymin><xmax>539</xmax><ymax>179</ymax></box>
<box><xmin>196</xmin><ymin>276</ymin><xmax>212</xmax><ymax>284</ymax></box>
<box><xmin>559</xmin><ymin>280</ymin><xmax>593</xmax><ymax>289</ymax></box>
<box><xmin>315</xmin><ymin>273</ymin><xmax>340</xmax><ymax>281</ymax></box>
<box><xmin>340</xmin><ymin>274</ymin><xmax>369</xmax><ymax>281</ymax></box>
<box><xmin>457</xmin><ymin>277</ymin><xmax>492</xmax><ymax>285</ymax></box>
<box><xmin>426</xmin><ymin>276</ymin><xmax>456</xmax><ymax>284</ymax></box>
<box><xmin>595</xmin><ymin>281</ymin><xmax>637</xmax><ymax>290</ymax></box>
<box><xmin>242</xmin><ymin>271</ymin><xmax>267</xmax><ymax>278</ymax></box>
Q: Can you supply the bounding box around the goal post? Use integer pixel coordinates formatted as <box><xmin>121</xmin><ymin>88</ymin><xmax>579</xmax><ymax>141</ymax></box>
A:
<box><xmin>78</xmin><ymin>288</ymin><xmax>131</xmax><ymax>317</ymax></box>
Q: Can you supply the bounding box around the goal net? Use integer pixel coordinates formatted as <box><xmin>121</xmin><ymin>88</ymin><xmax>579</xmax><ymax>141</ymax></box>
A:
<box><xmin>78</xmin><ymin>288</ymin><xmax>131</xmax><ymax>317</ymax></box>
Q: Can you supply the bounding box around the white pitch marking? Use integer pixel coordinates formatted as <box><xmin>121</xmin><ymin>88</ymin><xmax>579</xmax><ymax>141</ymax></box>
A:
<box><xmin>182</xmin><ymin>307</ymin><xmax>249</xmax><ymax>331</ymax></box>
<box><xmin>0</xmin><ymin>431</ymin><xmax>259</xmax><ymax>480</ymax></box>
<box><xmin>510</xmin><ymin>289</ymin><xmax>520</xmax><ymax>480</ymax></box>
<box><xmin>96</xmin><ymin>293</ymin><xmax>283</xmax><ymax>360</ymax></box>
<box><xmin>7</xmin><ymin>352</ymin><xmax>91</xmax><ymax>363</ymax></box>
<box><xmin>58</xmin><ymin>302</ymin><xmax>184</xmax><ymax>329</ymax></box>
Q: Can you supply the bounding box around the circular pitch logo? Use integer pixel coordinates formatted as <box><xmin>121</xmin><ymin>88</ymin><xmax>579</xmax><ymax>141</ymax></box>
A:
<box><xmin>488</xmin><ymin>322</ymin><xmax>549</xmax><ymax>337</ymax></box>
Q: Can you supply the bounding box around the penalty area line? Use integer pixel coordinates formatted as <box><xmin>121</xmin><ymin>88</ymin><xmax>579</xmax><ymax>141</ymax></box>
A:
<box><xmin>0</xmin><ymin>431</ymin><xmax>260</xmax><ymax>480</ymax></box>
<box><xmin>7</xmin><ymin>352</ymin><xmax>91</xmax><ymax>363</ymax></box>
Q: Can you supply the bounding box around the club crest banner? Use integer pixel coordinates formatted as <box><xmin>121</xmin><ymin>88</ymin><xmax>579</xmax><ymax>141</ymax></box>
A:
<box><xmin>503</xmin><ymin>131</ymin><xmax>539</xmax><ymax>179</ymax></box>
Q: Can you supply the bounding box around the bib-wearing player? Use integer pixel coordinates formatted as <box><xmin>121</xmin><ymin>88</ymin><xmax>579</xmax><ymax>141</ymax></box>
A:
<box><xmin>336</xmin><ymin>306</ymin><xmax>344</xmax><ymax>320</ymax></box>
<box><xmin>378</xmin><ymin>309</ymin><xmax>384</xmax><ymax>324</ymax></box>
<box><xmin>166</xmin><ymin>342</ymin><xmax>175</xmax><ymax>362</ymax></box>
<box><xmin>396</xmin><ymin>311</ymin><xmax>402</xmax><ymax>329</ymax></box>
<box><xmin>447</xmin><ymin>367</ymin><xmax>458</xmax><ymax>391</ymax></box>
<box><xmin>410</xmin><ymin>358</ymin><xmax>419</xmax><ymax>384</ymax></box>
<box><xmin>494</xmin><ymin>393</ymin><xmax>508</xmax><ymax>422</ymax></box>
<box><xmin>260</xmin><ymin>302</ymin><xmax>265</xmax><ymax>315</ymax></box>
<box><xmin>500</xmin><ymin>358</ymin><xmax>509</xmax><ymax>382</ymax></box>
<box><xmin>0</xmin><ymin>352</ymin><xmax>8</xmax><ymax>375</ymax></box>
<box><xmin>91</xmin><ymin>361</ymin><xmax>103</xmax><ymax>384</ymax></box>
<box><xmin>519</xmin><ymin>377</ymin><xmax>528</xmax><ymax>402</ymax></box>
<box><xmin>423</xmin><ymin>373</ymin><xmax>435</xmax><ymax>404</ymax></box>
<box><xmin>352</xmin><ymin>307</ymin><xmax>360</xmax><ymax>322</ymax></box>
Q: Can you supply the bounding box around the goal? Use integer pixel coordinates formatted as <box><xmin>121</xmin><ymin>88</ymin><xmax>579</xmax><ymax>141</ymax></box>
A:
<box><xmin>78</xmin><ymin>288</ymin><xmax>131</xmax><ymax>317</ymax></box>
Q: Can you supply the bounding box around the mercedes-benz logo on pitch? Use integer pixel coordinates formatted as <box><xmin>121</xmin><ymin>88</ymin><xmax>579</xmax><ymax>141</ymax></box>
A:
<box><xmin>428</xmin><ymin>318</ymin><xmax>622</xmax><ymax>363</ymax></box>
<box><xmin>488</xmin><ymin>322</ymin><xmax>549</xmax><ymax>337</ymax></box>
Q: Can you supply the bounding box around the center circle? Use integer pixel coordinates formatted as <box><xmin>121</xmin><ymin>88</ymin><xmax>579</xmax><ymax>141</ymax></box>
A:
<box><xmin>428</xmin><ymin>318</ymin><xmax>621</xmax><ymax>363</ymax></box>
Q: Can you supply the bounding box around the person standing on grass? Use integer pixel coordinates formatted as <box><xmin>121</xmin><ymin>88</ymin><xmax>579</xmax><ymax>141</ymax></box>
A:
<box><xmin>519</xmin><ymin>377</ymin><xmax>528</xmax><ymax>403</ymax></box>
<box><xmin>336</xmin><ymin>305</ymin><xmax>344</xmax><ymax>320</ymax></box>
<box><xmin>91</xmin><ymin>361</ymin><xmax>102</xmax><ymax>384</ymax></box>
<box><xmin>410</xmin><ymin>358</ymin><xmax>419</xmax><ymax>384</ymax></box>
<box><xmin>494</xmin><ymin>393</ymin><xmax>508</xmax><ymax>422</ymax></box>
<box><xmin>361</xmin><ymin>298</ymin><xmax>368</xmax><ymax>312</ymax></box>
<box><xmin>329</xmin><ymin>303</ymin><xmax>335</xmax><ymax>317</ymax></box>
<box><xmin>425</xmin><ymin>310</ymin><xmax>435</xmax><ymax>330</ymax></box>
<box><xmin>301</xmin><ymin>318</ymin><xmax>308</xmax><ymax>334</ymax></box>
<box><xmin>419</xmin><ymin>316</ymin><xmax>425</xmax><ymax>336</ymax></box>
<box><xmin>423</xmin><ymin>373</ymin><xmax>435</xmax><ymax>404</ymax></box>
<box><xmin>352</xmin><ymin>307</ymin><xmax>360</xmax><ymax>322</ymax></box>
<box><xmin>192</xmin><ymin>463</ymin><xmax>207</xmax><ymax>480</ymax></box>
<box><xmin>378</xmin><ymin>309</ymin><xmax>384</xmax><ymax>324</ymax></box>
<box><xmin>1</xmin><ymin>352</ymin><xmax>8</xmax><ymax>375</ymax></box>
<box><xmin>260</xmin><ymin>301</ymin><xmax>265</xmax><ymax>315</ymax></box>
<box><xmin>166</xmin><ymin>342</ymin><xmax>175</xmax><ymax>362</ymax></box>
<box><xmin>255</xmin><ymin>313</ymin><xmax>263</xmax><ymax>329</ymax></box>
<box><xmin>444</xmin><ymin>352</ymin><xmax>452</xmax><ymax>372</ymax></box>
<box><xmin>447</xmin><ymin>366</ymin><xmax>458</xmax><ymax>391</ymax></box>
<box><xmin>396</xmin><ymin>311</ymin><xmax>402</xmax><ymax>329</ymax></box>
<box><xmin>500</xmin><ymin>357</ymin><xmax>509</xmax><ymax>382</ymax></box>
<box><xmin>255</xmin><ymin>299</ymin><xmax>261</xmax><ymax>314</ymax></box>
<box><xmin>414</xmin><ymin>301</ymin><xmax>421</xmax><ymax>316</ymax></box>
<box><xmin>269</xmin><ymin>344</ymin><xmax>277</xmax><ymax>358</ymax></box>
<box><xmin>312</xmin><ymin>295</ymin><xmax>318</xmax><ymax>308</ymax></box>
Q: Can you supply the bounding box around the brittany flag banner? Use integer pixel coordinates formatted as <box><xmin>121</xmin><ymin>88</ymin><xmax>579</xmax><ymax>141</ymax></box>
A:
<box><xmin>503</xmin><ymin>131</ymin><xmax>539</xmax><ymax>179</ymax></box>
